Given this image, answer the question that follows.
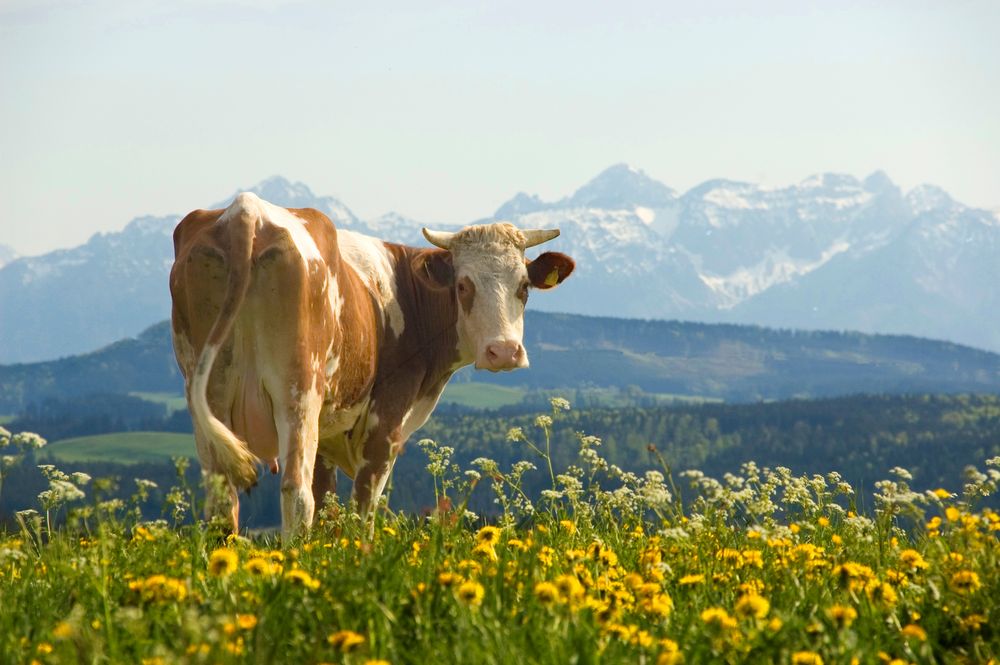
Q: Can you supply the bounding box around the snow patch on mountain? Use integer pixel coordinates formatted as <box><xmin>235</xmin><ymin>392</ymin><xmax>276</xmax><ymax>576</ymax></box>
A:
<box><xmin>699</xmin><ymin>240</ymin><xmax>852</xmax><ymax>306</ymax></box>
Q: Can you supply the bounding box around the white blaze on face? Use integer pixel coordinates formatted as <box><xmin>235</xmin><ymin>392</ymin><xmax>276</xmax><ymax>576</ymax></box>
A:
<box><xmin>337</xmin><ymin>229</ymin><xmax>405</xmax><ymax>336</ymax></box>
<box><xmin>449</xmin><ymin>224</ymin><xmax>530</xmax><ymax>371</ymax></box>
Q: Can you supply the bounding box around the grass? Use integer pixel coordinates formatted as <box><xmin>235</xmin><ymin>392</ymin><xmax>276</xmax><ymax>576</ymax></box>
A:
<box><xmin>1</xmin><ymin>403</ymin><xmax>998</xmax><ymax>664</ymax></box>
<box><xmin>0</xmin><ymin>415</ymin><xmax>13</xmax><ymax>426</ymax></box>
<box><xmin>130</xmin><ymin>392</ymin><xmax>188</xmax><ymax>415</ymax></box>
<box><xmin>43</xmin><ymin>432</ymin><xmax>195</xmax><ymax>464</ymax></box>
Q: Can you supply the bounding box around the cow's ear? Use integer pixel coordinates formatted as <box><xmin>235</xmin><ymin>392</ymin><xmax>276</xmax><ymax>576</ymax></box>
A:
<box><xmin>412</xmin><ymin>249</ymin><xmax>454</xmax><ymax>289</ymax></box>
<box><xmin>527</xmin><ymin>252</ymin><xmax>575</xmax><ymax>289</ymax></box>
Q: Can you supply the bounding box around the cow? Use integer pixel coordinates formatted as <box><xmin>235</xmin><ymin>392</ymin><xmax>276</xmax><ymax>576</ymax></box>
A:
<box><xmin>169</xmin><ymin>192</ymin><xmax>575</xmax><ymax>538</ymax></box>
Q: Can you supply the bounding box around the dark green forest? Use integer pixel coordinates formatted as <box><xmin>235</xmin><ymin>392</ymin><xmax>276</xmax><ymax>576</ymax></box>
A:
<box><xmin>3</xmin><ymin>393</ymin><xmax>997</xmax><ymax>527</ymax></box>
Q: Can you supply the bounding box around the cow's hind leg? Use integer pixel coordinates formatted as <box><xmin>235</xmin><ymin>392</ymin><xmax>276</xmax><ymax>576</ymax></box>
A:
<box><xmin>194</xmin><ymin>425</ymin><xmax>240</xmax><ymax>533</ymax></box>
<box><xmin>275</xmin><ymin>391</ymin><xmax>324</xmax><ymax>541</ymax></box>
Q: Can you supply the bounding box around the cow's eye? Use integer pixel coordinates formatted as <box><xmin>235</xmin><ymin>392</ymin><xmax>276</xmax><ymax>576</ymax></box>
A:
<box><xmin>517</xmin><ymin>282</ymin><xmax>529</xmax><ymax>304</ymax></box>
<box><xmin>457</xmin><ymin>281</ymin><xmax>468</xmax><ymax>294</ymax></box>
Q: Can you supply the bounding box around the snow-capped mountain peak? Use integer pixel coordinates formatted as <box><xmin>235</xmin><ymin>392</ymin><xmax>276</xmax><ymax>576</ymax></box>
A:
<box><xmin>906</xmin><ymin>184</ymin><xmax>956</xmax><ymax>215</ymax></box>
<box><xmin>564</xmin><ymin>163</ymin><xmax>676</xmax><ymax>210</ymax></box>
<box><xmin>212</xmin><ymin>176</ymin><xmax>359</xmax><ymax>225</ymax></box>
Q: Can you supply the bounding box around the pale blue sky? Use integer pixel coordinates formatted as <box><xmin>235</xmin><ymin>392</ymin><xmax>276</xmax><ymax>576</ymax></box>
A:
<box><xmin>1</xmin><ymin>0</ymin><xmax>998</xmax><ymax>255</ymax></box>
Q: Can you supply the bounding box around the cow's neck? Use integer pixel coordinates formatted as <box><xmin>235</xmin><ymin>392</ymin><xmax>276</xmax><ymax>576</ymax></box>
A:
<box><xmin>378</xmin><ymin>244</ymin><xmax>467</xmax><ymax>397</ymax></box>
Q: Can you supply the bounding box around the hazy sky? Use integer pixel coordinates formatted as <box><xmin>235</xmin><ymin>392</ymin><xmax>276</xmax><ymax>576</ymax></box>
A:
<box><xmin>1</xmin><ymin>0</ymin><xmax>998</xmax><ymax>256</ymax></box>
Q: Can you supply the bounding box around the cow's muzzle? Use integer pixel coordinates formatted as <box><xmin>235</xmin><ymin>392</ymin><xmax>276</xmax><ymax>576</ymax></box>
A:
<box><xmin>476</xmin><ymin>340</ymin><xmax>528</xmax><ymax>372</ymax></box>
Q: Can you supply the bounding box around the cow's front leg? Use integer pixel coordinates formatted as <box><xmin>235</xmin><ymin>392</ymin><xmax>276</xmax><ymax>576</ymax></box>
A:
<box><xmin>352</xmin><ymin>429</ymin><xmax>399</xmax><ymax>534</ymax></box>
<box><xmin>311</xmin><ymin>455</ymin><xmax>338</xmax><ymax>516</ymax></box>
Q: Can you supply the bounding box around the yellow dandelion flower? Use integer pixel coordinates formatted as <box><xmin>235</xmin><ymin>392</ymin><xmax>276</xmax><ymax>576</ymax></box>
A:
<box><xmin>900</xmin><ymin>624</ymin><xmax>926</xmax><ymax>641</ymax></box>
<box><xmin>657</xmin><ymin>638</ymin><xmax>682</xmax><ymax>665</ymax></box>
<box><xmin>36</xmin><ymin>643</ymin><xmax>54</xmax><ymax>655</ymax></box>
<box><xmin>564</xmin><ymin>548</ymin><xmax>586</xmax><ymax>562</ymax></box>
<box><xmin>792</xmin><ymin>652</ymin><xmax>824</xmax><ymax>665</ymax></box>
<box><xmin>52</xmin><ymin>622</ymin><xmax>73</xmax><ymax>640</ymax></box>
<box><xmin>949</xmin><ymin>570</ymin><xmax>981</xmax><ymax>595</ymax></box>
<box><xmin>236</xmin><ymin>614</ymin><xmax>257</xmax><ymax>630</ymax></box>
<box><xmin>716</xmin><ymin>548</ymin><xmax>743</xmax><ymax>566</ymax></box>
<box><xmin>364</xmin><ymin>661</ymin><xmax>392</xmax><ymax>665</ymax></box>
<box><xmin>604</xmin><ymin>622</ymin><xmax>632</xmax><ymax>641</ymax></box>
<box><xmin>554</xmin><ymin>574</ymin><xmax>585</xmax><ymax>604</ymax></box>
<box><xmin>457</xmin><ymin>559</ymin><xmax>482</xmax><ymax>577</ymax></box>
<box><xmin>678</xmin><ymin>573</ymin><xmax>705</xmax><ymax>586</ymax></box>
<box><xmin>284</xmin><ymin>569</ymin><xmax>320</xmax><ymax>590</ymax></box>
<box><xmin>559</xmin><ymin>519</ymin><xmax>576</xmax><ymax>534</ymax></box>
<box><xmin>767</xmin><ymin>617</ymin><xmax>783</xmax><ymax>632</ymax></box>
<box><xmin>734</xmin><ymin>594</ymin><xmax>770</xmax><ymax>620</ymax></box>
<box><xmin>208</xmin><ymin>548</ymin><xmax>239</xmax><ymax>577</ymax></box>
<box><xmin>472</xmin><ymin>542</ymin><xmax>498</xmax><ymax>563</ymax></box>
<box><xmin>945</xmin><ymin>506</ymin><xmax>961</xmax><ymax>521</ymax></box>
<box><xmin>506</xmin><ymin>538</ymin><xmax>528</xmax><ymax>552</ymax></box>
<box><xmin>933</xmin><ymin>488</ymin><xmax>951</xmax><ymax>499</ymax></box>
<box><xmin>537</xmin><ymin>546</ymin><xmax>555</xmax><ymax>567</ymax></box>
<box><xmin>456</xmin><ymin>580</ymin><xmax>485</xmax><ymax>607</ymax></box>
<box><xmin>328</xmin><ymin>630</ymin><xmax>365</xmax><ymax>653</ymax></box>
<box><xmin>534</xmin><ymin>581</ymin><xmax>560</xmax><ymax>605</ymax></box>
<box><xmin>475</xmin><ymin>526</ymin><xmax>501</xmax><ymax>546</ymax></box>
<box><xmin>245</xmin><ymin>557</ymin><xmax>273</xmax><ymax>576</ymax></box>
<box><xmin>832</xmin><ymin>562</ymin><xmax>875</xmax><ymax>591</ymax></box>
<box><xmin>898</xmin><ymin>549</ymin><xmax>928</xmax><ymax>571</ymax></box>
<box><xmin>868</xmin><ymin>581</ymin><xmax>898</xmax><ymax>606</ymax></box>
<box><xmin>741</xmin><ymin>549</ymin><xmax>764</xmax><ymax>568</ymax></box>
<box><xmin>700</xmin><ymin>607</ymin><xmax>737</xmax><ymax>630</ymax></box>
<box><xmin>437</xmin><ymin>571</ymin><xmax>461</xmax><ymax>587</ymax></box>
<box><xmin>826</xmin><ymin>604</ymin><xmax>858</xmax><ymax>629</ymax></box>
<box><xmin>960</xmin><ymin>614</ymin><xmax>986</xmax><ymax>632</ymax></box>
<box><xmin>817</xmin><ymin>516</ymin><xmax>830</xmax><ymax>527</ymax></box>
<box><xmin>642</xmin><ymin>592</ymin><xmax>674</xmax><ymax>618</ymax></box>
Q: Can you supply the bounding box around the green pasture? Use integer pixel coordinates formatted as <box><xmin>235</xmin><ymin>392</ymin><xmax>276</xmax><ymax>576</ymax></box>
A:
<box><xmin>44</xmin><ymin>431</ymin><xmax>195</xmax><ymax>464</ymax></box>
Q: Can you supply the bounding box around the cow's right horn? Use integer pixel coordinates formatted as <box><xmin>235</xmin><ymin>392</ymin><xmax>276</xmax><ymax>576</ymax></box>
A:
<box><xmin>522</xmin><ymin>228</ymin><xmax>560</xmax><ymax>248</ymax></box>
<box><xmin>422</xmin><ymin>228</ymin><xmax>455</xmax><ymax>249</ymax></box>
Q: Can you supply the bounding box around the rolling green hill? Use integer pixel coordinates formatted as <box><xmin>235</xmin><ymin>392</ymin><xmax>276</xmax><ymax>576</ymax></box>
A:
<box><xmin>2</xmin><ymin>313</ymin><xmax>999</xmax><ymax>414</ymax></box>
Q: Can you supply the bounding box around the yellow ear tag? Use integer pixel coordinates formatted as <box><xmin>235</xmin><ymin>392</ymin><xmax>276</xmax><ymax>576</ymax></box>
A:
<box><xmin>544</xmin><ymin>268</ymin><xmax>560</xmax><ymax>287</ymax></box>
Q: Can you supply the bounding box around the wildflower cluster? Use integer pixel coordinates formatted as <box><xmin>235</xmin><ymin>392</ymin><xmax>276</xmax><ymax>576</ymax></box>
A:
<box><xmin>0</xmin><ymin>417</ymin><xmax>997</xmax><ymax>664</ymax></box>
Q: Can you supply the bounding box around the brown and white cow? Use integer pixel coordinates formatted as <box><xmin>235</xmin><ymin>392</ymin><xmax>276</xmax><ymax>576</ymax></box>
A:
<box><xmin>169</xmin><ymin>192</ymin><xmax>574</xmax><ymax>538</ymax></box>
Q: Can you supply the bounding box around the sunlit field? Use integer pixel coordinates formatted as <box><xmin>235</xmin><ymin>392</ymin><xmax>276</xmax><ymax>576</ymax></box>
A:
<box><xmin>1</xmin><ymin>400</ymin><xmax>998</xmax><ymax>664</ymax></box>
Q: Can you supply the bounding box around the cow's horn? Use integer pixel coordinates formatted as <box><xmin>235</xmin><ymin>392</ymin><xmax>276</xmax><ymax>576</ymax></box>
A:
<box><xmin>522</xmin><ymin>228</ymin><xmax>560</xmax><ymax>248</ymax></box>
<box><xmin>422</xmin><ymin>228</ymin><xmax>455</xmax><ymax>249</ymax></box>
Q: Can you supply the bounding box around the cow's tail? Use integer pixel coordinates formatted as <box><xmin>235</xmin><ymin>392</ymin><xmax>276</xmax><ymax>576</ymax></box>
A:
<box><xmin>189</xmin><ymin>193</ymin><xmax>261</xmax><ymax>490</ymax></box>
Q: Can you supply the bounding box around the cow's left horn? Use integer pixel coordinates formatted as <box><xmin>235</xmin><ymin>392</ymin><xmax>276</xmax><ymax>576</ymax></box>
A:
<box><xmin>422</xmin><ymin>228</ymin><xmax>455</xmax><ymax>249</ymax></box>
<box><xmin>522</xmin><ymin>228</ymin><xmax>560</xmax><ymax>248</ymax></box>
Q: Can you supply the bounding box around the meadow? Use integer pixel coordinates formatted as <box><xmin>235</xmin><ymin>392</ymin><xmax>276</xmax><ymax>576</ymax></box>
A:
<box><xmin>1</xmin><ymin>400</ymin><xmax>998</xmax><ymax>664</ymax></box>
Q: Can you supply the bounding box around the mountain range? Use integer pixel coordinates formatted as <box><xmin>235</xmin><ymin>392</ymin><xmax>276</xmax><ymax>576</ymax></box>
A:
<box><xmin>1</xmin><ymin>167</ymin><xmax>998</xmax><ymax>363</ymax></box>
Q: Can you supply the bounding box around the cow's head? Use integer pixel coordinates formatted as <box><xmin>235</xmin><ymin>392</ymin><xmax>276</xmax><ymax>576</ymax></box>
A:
<box><xmin>419</xmin><ymin>222</ymin><xmax>575</xmax><ymax>371</ymax></box>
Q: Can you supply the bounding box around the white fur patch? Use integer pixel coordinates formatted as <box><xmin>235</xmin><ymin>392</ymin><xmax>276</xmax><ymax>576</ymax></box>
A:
<box><xmin>400</xmin><ymin>395</ymin><xmax>442</xmax><ymax>441</ymax></box>
<box><xmin>337</xmin><ymin>229</ymin><xmax>405</xmax><ymax>336</ymax></box>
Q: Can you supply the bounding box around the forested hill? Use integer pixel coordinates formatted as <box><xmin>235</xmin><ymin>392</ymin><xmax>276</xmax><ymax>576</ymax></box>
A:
<box><xmin>391</xmin><ymin>393</ymin><xmax>1000</xmax><ymax>515</ymax></box>
<box><xmin>2</xmin><ymin>312</ymin><xmax>1000</xmax><ymax>413</ymax></box>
